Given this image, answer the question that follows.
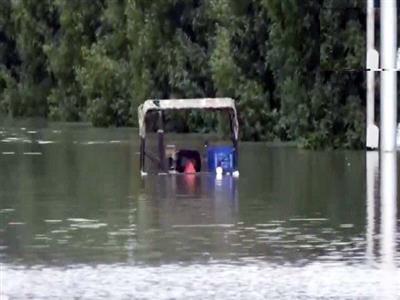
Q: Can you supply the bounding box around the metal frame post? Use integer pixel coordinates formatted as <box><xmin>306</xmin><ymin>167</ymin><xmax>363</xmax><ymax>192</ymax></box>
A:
<box><xmin>158</xmin><ymin>111</ymin><xmax>167</xmax><ymax>173</ymax></box>
<box><xmin>140</xmin><ymin>137</ymin><xmax>146</xmax><ymax>174</ymax></box>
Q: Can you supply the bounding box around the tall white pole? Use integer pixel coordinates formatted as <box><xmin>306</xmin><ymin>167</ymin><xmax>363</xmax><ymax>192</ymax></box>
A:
<box><xmin>367</xmin><ymin>0</ymin><xmax>379</xmax><ymax>149</ymax></box>
<box><xmin>367</xmin><ymin>0</ymin><xmax>375</xmax><ymax>126</ymax></box>
<box><xmin>380</xmin><ymin>0</ymin><xmax>398</xmax><ymax>152</ymax></box>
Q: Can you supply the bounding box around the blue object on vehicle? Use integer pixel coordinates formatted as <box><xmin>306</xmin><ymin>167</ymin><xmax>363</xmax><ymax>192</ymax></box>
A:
<box><xmin>207</xmin><ymin>146</ymin><xmax>235</xmax><ymax>173</ymax></box>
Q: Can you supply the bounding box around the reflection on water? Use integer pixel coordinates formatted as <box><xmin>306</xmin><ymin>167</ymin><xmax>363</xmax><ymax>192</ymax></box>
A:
<box><xmin>365</xmin><ymin>151</ymin><xmax>399</xmax><ymax>299</ymax></box>
<box><xmin>366</xmin><ymin>151</ymin><xmax>378</xmax><ymax>261</ymax></box>
<box><xmin>0</xmin><ymin>122</ymin><xmax>399</xmax><ymax>299</ymax></box>
<box><xmin>380</xmin><ymin>152</ymin><xmax>398</xmax><ymax>300</ymax></box>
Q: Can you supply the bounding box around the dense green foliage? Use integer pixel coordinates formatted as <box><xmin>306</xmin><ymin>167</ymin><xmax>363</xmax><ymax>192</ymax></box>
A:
<box><xmin>0</xmin><ymin>0</ymin><xmax>366</xmax><ymax>148</ymax></box>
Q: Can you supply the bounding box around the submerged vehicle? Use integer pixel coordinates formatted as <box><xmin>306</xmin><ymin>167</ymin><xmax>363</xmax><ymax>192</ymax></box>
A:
<box><xmin>138</xmin><ymin>98</ymin><xmax>239</xmax><ymax>177</ymax></box>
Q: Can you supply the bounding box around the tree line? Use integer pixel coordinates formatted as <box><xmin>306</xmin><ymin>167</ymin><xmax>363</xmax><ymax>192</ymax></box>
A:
<box><xmin>0</xmin><ymin>0</ymin><xmax>366</xmax><ymax>148</ymax></box>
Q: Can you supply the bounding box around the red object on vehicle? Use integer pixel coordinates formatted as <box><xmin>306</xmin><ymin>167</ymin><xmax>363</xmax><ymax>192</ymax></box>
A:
<box><xmin>184</xmin><ymin>160</ymin><xmax>196</xmax><ymax>173</ymax></box>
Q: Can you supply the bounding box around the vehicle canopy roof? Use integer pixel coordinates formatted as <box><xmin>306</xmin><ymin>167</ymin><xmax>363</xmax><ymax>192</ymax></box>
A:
<box><xmin>138</xmin><ymin>98</ymin><xmax>239</xmax><ymax>140</ymax></box>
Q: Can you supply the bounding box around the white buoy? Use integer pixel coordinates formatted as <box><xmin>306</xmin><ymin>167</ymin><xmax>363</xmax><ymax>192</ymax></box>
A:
<box><xmin>215</xmin><ymin>166</ymin><xmax>223</xmax><ymax>180</ymax></box>
<box><xmin>216</xmin><ymin>166</ymin><xmax>223</xmax><ymax>175</ymax></box>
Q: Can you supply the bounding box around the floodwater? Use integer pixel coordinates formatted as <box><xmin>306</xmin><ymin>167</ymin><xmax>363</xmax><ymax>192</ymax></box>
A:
<box><xmin>0</xmin><ymin>121</ymin><xmax>399</xmax><ymax>299</ymax></box>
